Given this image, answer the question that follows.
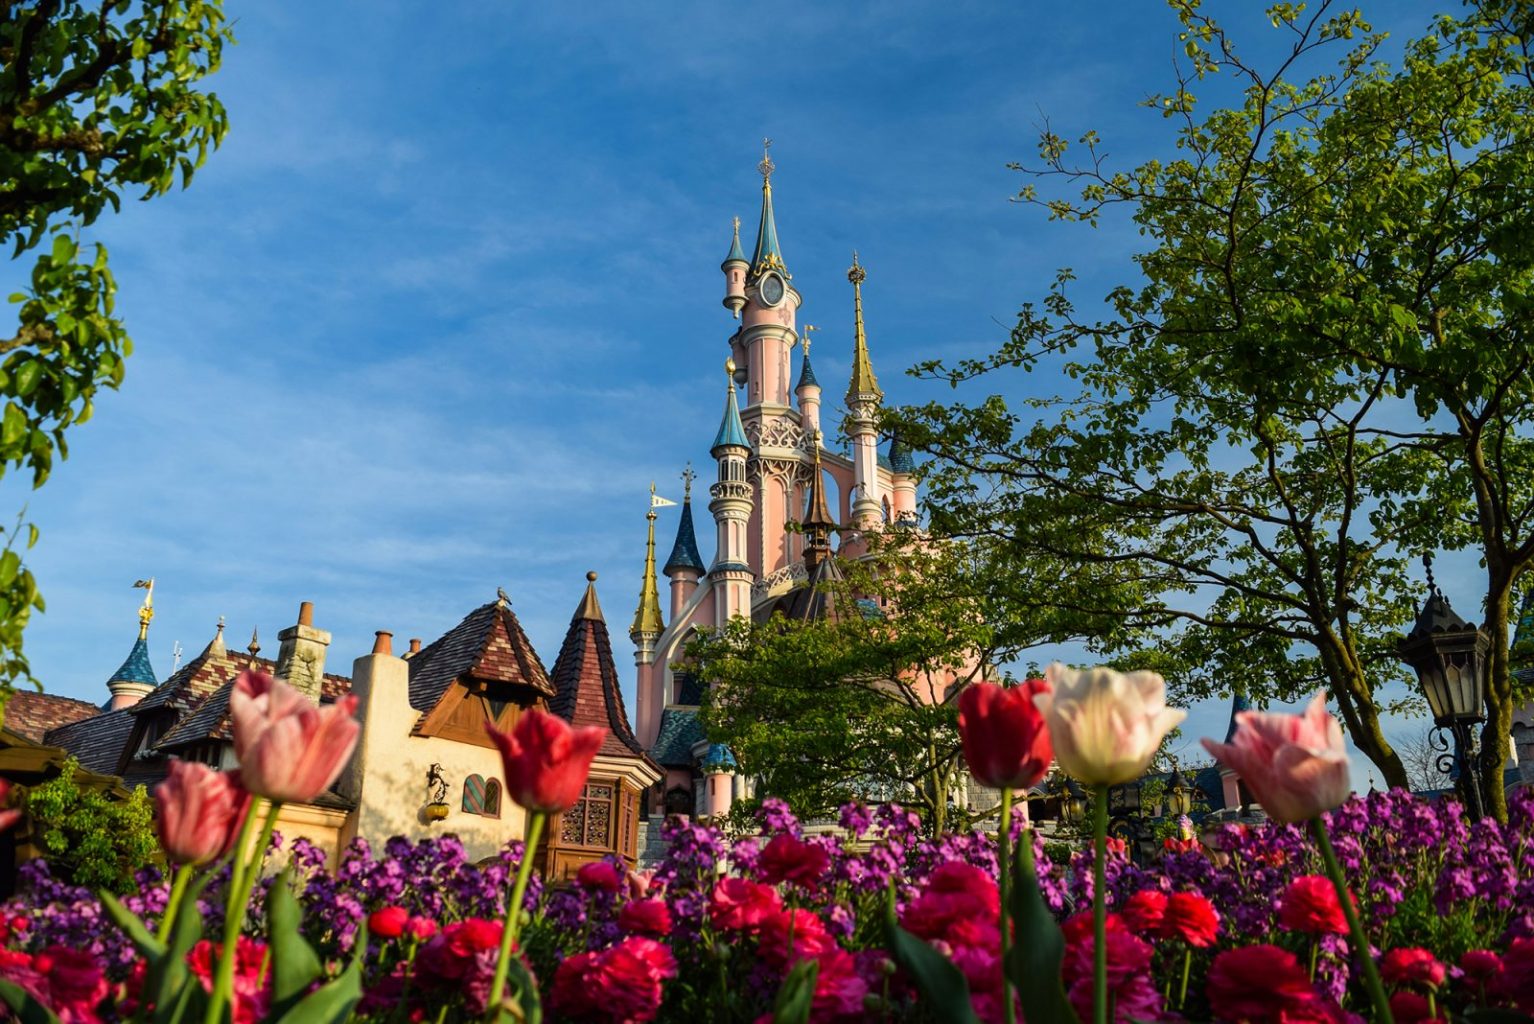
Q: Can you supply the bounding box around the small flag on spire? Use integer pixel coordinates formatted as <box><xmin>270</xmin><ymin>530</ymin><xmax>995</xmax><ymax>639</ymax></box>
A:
<box><xmin>649</xmin><ymin>481</ymin><xmax>677</xmax><ymax>509</ymax></box>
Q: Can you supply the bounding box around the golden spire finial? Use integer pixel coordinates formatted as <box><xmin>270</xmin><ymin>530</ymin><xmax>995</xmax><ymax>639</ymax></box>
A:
<box><xmin>758</xmin><ymin>138</ymin><xmax>775</xmax><ymax>184</ymax></box>
<box><xmin>847</xmin><ymin>251</ymin><xmax>881</xmax><ymax>400</ymax></box>
<box><xmin>247</xmin><ymin>626</ymin><xmax>260</xmax><ymax>660</ymax></box>
<box><xmin>732</xmin><ymin>214</ymin><xmax>741</xmax><ymax>236</ymax></box>
<box><xmin>802</xmin><ymin>323</ymin><xmax>817</xmax><ymax>357</ymax></box>
<box><xmin>133</xmin><ymin>578</ymin><xmax>155</xmax><ymax>639</ymax></box>
<box><xmin>847</xmin><ymin>250</ymin><xmax>866</xmax><ymax>285</ymax></box>
<box><xmin>631</xmin><ymin>486</ymin><xmax>665</xmax><ymax>638</ymax></box>
<box><xmin>725</xmin><ymin>356</ymin><xmax>737</xmax><ymax>384</ymax></box>
<box><xmin>648</xmin><ymin>480</ymin><xmax>659</xmax><ymax>521</ymax></box>
<box><xmin>682</xmin><ymin>463</ymin><xmax>696</xmax><ymax>500</ymax></box>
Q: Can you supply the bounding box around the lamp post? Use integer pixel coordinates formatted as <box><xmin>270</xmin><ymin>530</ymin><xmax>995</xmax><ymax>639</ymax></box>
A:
<box><xmin>1167</xmin><ymin>762</ymin><xmax>1194</xmax><ymax>818</ymax></box>
<box><xmin>1060</xmin><ymin>777</ymin><xmax>1088</xmax><ymax>826</ymax></box>
<box><xmin>1396</xmin><ymin>556</ymin><xmax>1491</xmax><ymax>821</ymax></box>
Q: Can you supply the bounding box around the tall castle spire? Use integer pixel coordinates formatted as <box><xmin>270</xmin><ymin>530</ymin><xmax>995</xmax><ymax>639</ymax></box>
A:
<box><xmin>709</xmin><ymin>359</ymin><xmax>755</xmax><ymax>623</ymax></box>
<box><xmin>630</xmin><ymin>485</ymin><xmax>666</xmax><ymax>667</ymax></box>
<box><xmin>750</xmin><ymin>139</ymin><xmax>786</xmax><ymax>278</ymax></box>
<box><xmin>802</xmin><ymin>433</ymin><xmax>837</xmax><ymax>570</ymax></box>
<box><xmin>846</xmin><ymin>253</ymin><xmax>884</xmax><ymax>527</ymax></box>
<box><xmin>847</xmin><ymin>252</ymin><xmax>881</xmax><ymax>402</ymax></box>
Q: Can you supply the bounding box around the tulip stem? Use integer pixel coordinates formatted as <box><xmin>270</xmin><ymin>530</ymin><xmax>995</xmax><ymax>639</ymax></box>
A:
<box><xmin>1312</xmin><ymin>818</ymin><xmax>1393</xmax><ymax>1024</ymax></box>
<box><xmin>1093</xmin><ymin>784</ymin><xmax>1108</xmax><ymax>1024</ymax></box>
<box><xmin>157</xmin><ymin>863</ymin><xmax>193</xmax><ymax>943</ymax></box>
<box><xmin>998</xmin><ymin>788</ymin><xmax>1016</xmax><ymax>1024</ymax></box>
<box><xmin>487</xmin><ymin>811</ymin><xmax>545</xmax><ymax>1019</ymax></box>
<box><xmin>205</xmin><ymin>800</ymin><xmax>279</xmax><ymax>1024</ymax></box>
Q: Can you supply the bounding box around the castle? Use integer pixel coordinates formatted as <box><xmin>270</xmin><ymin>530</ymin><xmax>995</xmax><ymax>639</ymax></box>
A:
<box><xmin>2</xmin><ymin>148</ymin><xmax>918</xmax><ymax>868</ymax></box>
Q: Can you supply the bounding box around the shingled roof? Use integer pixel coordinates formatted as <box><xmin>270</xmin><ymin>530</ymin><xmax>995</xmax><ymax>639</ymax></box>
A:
<box><xmin>44</xmin><ymin>708</ymin><xmax>137</xmax><ymax>777</ymax></box>
<box><xmin>547</xmin><ymin>575</ymin><xmax>652</xmax><ymax>762</ymax></box>
<box><xmin>649</xmin><ymin>706</ymin><xmax>704</xmax><ymax>768</ymax></box>
<box><xmin>407</xmin><ymin>599</ymin><xmax>555</xmax><ymax>729</ymax></box>
<box><xmin>152</xmin><ymin>650</ymin><xmax>350</xmax><ymax>752</ymax></box>
<box><xmin>4</xmin><ymin>691</ymin><xmax>102</xmax><ymax>744</ymax></box>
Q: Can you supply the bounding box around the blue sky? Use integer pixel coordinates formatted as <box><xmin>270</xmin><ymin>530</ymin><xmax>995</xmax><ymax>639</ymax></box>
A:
<box><xmin>7</xmin><ymin>0</ymin><xmax>1459</xmax><ymax>781</ymax></box>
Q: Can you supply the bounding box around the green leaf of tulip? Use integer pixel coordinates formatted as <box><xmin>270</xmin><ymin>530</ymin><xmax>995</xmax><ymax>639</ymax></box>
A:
<box><xmin>150</xmin><ymin>871</ymin><xmax>216</xmax><ymax>1024</ymax></box>
<box><xmin>268</xmin><ymin>868</ymin><xmax>326</xmax><ymax>1017</ymax></box>
<box><xmin>885</xmin><ymin>885</ymin><xmax>981</xmax><ymax>1024</ymax></box>
<box><xmin>770</xmin><ymin>958</ymin><xmax>820</xmax><ymax>1024</ymax></box>
<box><xmin>0</xmin><ymin>978</ymin><xmax>61</xmax><ymax>1024</ymax></box>
<box><xmin>1006</xmin><ymin>838</ymin><xmax>1079</xmax><ymax>1024</ymax></box>
<box><xmin>270</xmin><ymin>957</ymin><xmax>363</xmax><ymax>1024</ymax></box>
<box><xmin>99</xmin><ymin>891</ymin><xmax>168</xmax><ymax>961</ymax></box>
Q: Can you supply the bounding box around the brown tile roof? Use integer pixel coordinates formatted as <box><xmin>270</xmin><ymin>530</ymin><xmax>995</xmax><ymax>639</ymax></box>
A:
<box><xmin>154</xmin><ymin>651</ymin><xmax>351</xmax><ymax>750</ymax></box>
<box><xmin>4</xmin><ymin>691</ymin><xmax>102</xmax><ymax>744</ymax></box>
<box><xmin>548</xmin><ymin>581</ymin><xmax>651</xmax><ymax>762</ymax></box>
<box><xmin>44</xmin><ymin>708</ymin><xmax>138</xmax><ymax>777</ymax></box>
<box><xmin>407</xmin><ymin>601</ymin><xmax>555</xmax><ymax>729</ymax></box>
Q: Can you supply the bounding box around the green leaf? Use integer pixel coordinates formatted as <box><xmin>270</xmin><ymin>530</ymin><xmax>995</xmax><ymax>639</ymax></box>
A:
<box><xmin>496</xmin><ymin>956</ymin><xmax>544</xmax><ymax>1024</ymax></box>
<box><xmin>100</xmin><ymin>890</ymin><xmax>168</xmax><ymax>961</ymax></box>
<box><xmin>1006</xmin><ymin>833</ymin><xmax>1078</xmax><ymax>1024</ymax></box>
<box><xmin>770</xmin><ymin>958</ymin><xmax>819</xmax><ymax>1024</ymax></box>
<box><xmin>0</xmin><ymin>978</ymin><xmax>61</xmax><ymax>1024</ymax></box>
<box><xmin>268</xmin><ymin>868</ymin><xmax>324</xmax><ymax>1017</ymax></box>
<box><xmin>885</xmin><ymin>885</ymin><xmax>980</xmax><ymax>1024</ymax></box>
<box><xmin>1</xmin><ymin>404</ymin><xmax>26</xmax><ymax>448</ymax></box>
<box><xmin>270</xmin><ymin>958</ymin><xmax>361</xmax><ymax>1024</ymax></box>
<box><xmin>149</xmin><ymin>871</ymin><xmax>215</xmax><ymax>1024</ymax></box>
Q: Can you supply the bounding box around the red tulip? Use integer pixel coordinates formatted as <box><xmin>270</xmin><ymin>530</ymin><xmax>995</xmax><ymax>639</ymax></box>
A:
<box><xmin>958</xmin><ymin>679</ymin><xmax>1053</xmax><ymax>790</ymax></box>
<box><xmin>1200</xmin><ymin>691</ymin><xmax>1350</xmax><ymax>824</ymax></box>
<box><xmin>485</xmin><ymin>708</ymin><xmax>605</xmax><ymax>814</ymax></box>
<box><xmin>1159</xmin><ymin>891</ymin><xmax>1219</xmax><ymax>947</ymax></box>
<box><xmin>154</xmin><ymin>760</ymin><xmax>252</xmax><ymax>866</ymax></box>
<box><xmin>368</xmin><ymin>906</ymin><xmax>409</xmax><ymax>940</ymax></box>
<box><xmin>229</xmin><ymin>671</ymin><xmax>360</xmax><ymax>804</ymax></box>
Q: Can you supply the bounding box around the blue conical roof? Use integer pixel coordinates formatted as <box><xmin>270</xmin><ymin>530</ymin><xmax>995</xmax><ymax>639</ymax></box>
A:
<box><xmin>108</xmin><ymin>635</ymin><xmax>157</xmax><ymax>687</ymax></box>
<box><xmin>664</xmin><ymin>496</ymin><xmax>706</xmax><ymax>576</ymax></box>
<box><xmin>1223</xmin><ymin>690</ymin><xmax>1252</xmax><ymax>744</ymax></box>
<box><xmin>888</xmin><ymin>435</ymin><xmax>914</xmax><ymax>474</ymax></box>
<box><xmin>724</xmin><ymin>219</ymin><xmax>747</xmax><ymax>266</ymax></box>
<box><xmin>750</xmin><ymin>180</ymin><xmax>786</xmax><ymax>276</ymax></box>
<box><xmin>712</xmin><ymin>380</ymin><xmax>749</xmax><ymax>453</ymax></box>
<box><xmin>701</xmin><ymin>742</ymin><xmax>737</xmax><ymax>770</ymax></box>
<box><xmin>795</xmin><ymin>349</ymin><xmax>819</xmax><ymax>391</ymax></box>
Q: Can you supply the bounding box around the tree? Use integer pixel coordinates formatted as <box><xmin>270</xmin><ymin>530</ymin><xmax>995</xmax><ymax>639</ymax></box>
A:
<box><xmin>687</xmin><ymin>539</ymin><xmax>1032</xmax><ymax>834</ymax></box>
<box><xmin>0</xmin><ymin>0</ymin><xmax>231</xmax><ymax>688</ymax></box>
<box><xmin>892</xmin><ymin>1</ymin><xmax>1534</xmax><ymax>813</ymax></box>
<box><xmin>22</xmin><ymin>756</ymin><xmax>159</xmax><ymax>892</ymax></box>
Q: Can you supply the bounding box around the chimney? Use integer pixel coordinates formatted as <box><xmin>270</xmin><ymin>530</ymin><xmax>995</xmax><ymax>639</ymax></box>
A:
<box><xmin>406</xmin><ymin>637</ymin><xmax>422</xmax><ymax>658</ymax></box>
<box><xmin>274</xmin><ymin>600</ymin><xmax>331</xmax><ymax>704</ymax></box>
<box><xmin>372</xmin><ymin>631</ymin><xmax>393</xmax><ymax>656</ymax></box>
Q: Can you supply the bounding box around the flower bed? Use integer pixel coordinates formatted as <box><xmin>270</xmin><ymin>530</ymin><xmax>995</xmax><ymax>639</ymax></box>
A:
<box><xmin>1</xmin><ymin>788</ymin><xmax>1532</xmax><ymax>1022</ymax></box>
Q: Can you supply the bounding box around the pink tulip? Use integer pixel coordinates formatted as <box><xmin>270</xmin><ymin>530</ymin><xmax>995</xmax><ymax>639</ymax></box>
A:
<box><xmin>229</xmin><ymin>670</ymin><xmax>360</xmax><ymax>804</ymax></box>
<box><xmin>958</xmin><ymin>679</ymin><xmax>1053</xmax><ymax>790</ymax></box>
<box><xmin>0</xmin><ymin>780</ymin><xmax>20</xmax><ymax>834</ymax></box>
<box><xmin>1201</xmin><ymin>691</ymin><xmax>1350</xmax><ymax>823</ymax></box>
<box><xmin>486</xmin><ymin>708</ymin><xmax>605</xmax><ymax>814</ymax></box>
<box><xmin>155</xmin><ymin>760</ymin><xmax>252</xmax><ymax>865</ymax></box>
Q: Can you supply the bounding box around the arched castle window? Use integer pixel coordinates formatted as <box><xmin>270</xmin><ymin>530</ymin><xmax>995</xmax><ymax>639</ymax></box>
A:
<box><xmin>462</xmin><ymin>774</ymin><xmax>502</xmax><ymax>818</ymax></box>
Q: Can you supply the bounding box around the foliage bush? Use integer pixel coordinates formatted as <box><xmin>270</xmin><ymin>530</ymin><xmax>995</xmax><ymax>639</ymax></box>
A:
<box><xmin>22</xmin><ymin>756</ymin><xmax>158</xmax><ymax>893</ymax></box>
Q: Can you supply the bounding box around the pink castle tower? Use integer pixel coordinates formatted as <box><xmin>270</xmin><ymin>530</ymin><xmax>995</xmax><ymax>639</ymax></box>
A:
<box><xmin>634</xmin><ymin>146</ymin><xmax>908</xmax><ymax>820</ymax></box>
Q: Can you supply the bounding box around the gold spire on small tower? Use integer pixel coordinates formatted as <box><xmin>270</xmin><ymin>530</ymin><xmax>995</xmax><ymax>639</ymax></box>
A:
<box><xmin>802</xmin><ymin>323</ymin><xmax>817</xmax><ymax>357</ymax></box>
<box><xmin>132</xmin><ymin>578</ymin><xmax>154</xmax><ymax>640</ymax></box>
<box><xmin>847</xmin><ymin>252</ymin><xmax>881</xmax><ymax>400</ymax></box>
<box><xmin>247</xmin><ymin>626</ymin><xmax>260</xmax><ymax>661</ymax></box>
<box><xmin>758</xmin><ymin>137</ymin><xmax>775</xmax><ymax>186</ymax></box>
<box><xmin>630</xmin><ymin>484</ymin><xmax>666</xmax><ymax>639</ymax></box>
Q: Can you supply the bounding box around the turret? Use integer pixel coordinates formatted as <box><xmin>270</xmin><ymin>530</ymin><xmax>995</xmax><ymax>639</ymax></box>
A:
<box><xmin>738</xmin><ymin>141</ymin><xmax>801</xmax><ymax>409</ymax></box>
<box><xmin>795</xmin><ymin>326</ymin><xmax>822</xmax><ymax>438</ymax></box>
<box><xmin>107</xmin><ymin>580</ymin><xmax>159</xmax><ymax>710</ymax></box>
<box><xmin>630</xmin><ymin>488</ymin><xmax>666</xmax><ymax>668</ymax></box>
<box><xmin>709</xmin><ymin>359</ymin><xmax>755</xmax><ymax>623</ymax></box>
<box><xmin>721</xmin><ymin>216</ymin><xmax>748</xmax><ymax>318</ymax></box>
<box><xmin>845</xmin><ymin>253</ymin><xmax>884</xmax><ymax>529</ymax></box>
<box><xmin>663</xmin><ymin>465</ymin><xmax>706</xmax><ymax>619</ymax></box>
<box><xmin>889</xmin><ymin>434</ymin><xmax>917</xmax><ymax>523</ymax></box>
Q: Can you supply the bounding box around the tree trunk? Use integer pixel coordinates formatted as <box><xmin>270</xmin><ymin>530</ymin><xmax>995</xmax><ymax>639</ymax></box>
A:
<box><xmin>1480</xmin><ymin>581</ymin><xmax>1514</xmax><ymax>823</ymax></box>
<box><xmin>1319</xmin><ymin>634</ymin><xmax>1411</xmax><ymax>790</ymax></box>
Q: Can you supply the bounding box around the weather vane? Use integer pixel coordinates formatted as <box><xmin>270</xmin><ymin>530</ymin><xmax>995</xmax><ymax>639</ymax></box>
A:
<box><xmin>681</xmin><ymin>463</ymin><xmax>696</xmax><ymax>500</ymax></box>
<box><xmin>802</xmin><ymin>323</ymin><xmax>818</xmax><ymax>356</ymax></box>
<box><xmin>758</xmin><ymin>137</ymin><xmax>774</xmax><ymax>181</ymax></box>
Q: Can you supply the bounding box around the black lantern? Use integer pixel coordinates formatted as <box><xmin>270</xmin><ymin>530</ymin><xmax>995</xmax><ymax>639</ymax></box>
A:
<box><xmin>1396</xmin><ymin>556</ymin><xmax>1491</xmax><ymax>820</ymax></box>
<box><xmin>1061</xmin><ymin>778</ymin><xmax>1088</xmax><ymax>825</ymax></box>
<box><xmin>1167</xmin><ymin>763</ymin><xmax>1194</xmax><ymax>818</ymax></box>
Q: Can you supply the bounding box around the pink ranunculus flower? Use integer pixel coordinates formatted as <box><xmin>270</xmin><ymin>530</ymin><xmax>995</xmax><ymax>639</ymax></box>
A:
<box><xmin>1200</xmin><ymin>691</ymin><xmax>1350</xmax><ymax>824</ymax></box>
<box><xmin>485</xmin><ymin>708</ymin><xmax>606</xmax><ymax>815</ymax></box>
<box><xmin>154</xmin><ymin>760</ymin><xmax>252</xmax><ymax>866</ymax></box>
<box><xmin>228</xmin><ymin>670</ymin><xmax>360</xmax><ymax>804</ymax></box>
<box><xmin>0</xmin><ymin>779</ymin><xmax>21</xmax><ymax>834</ymax></box>
<box><xmin>1035</xmin><ymin>663</ymin><xmax>1186</xmax><ymax>786</ymax></box>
